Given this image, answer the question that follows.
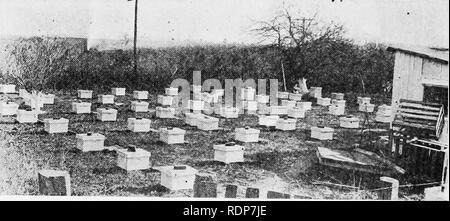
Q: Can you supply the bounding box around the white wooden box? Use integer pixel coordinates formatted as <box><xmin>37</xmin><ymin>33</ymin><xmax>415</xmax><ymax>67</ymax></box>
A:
<box><xmin>317</xmin><ymin>97</ymin><xmax>331</xmax><ymax>106</ymax></box>
<box><xmin>41</xmin><ymin>93</ymin><xmax>55</xmax><ymax>105</ymax></box>
<box><xmin>98</xmin><ymin>94</ymin><xmax>115</xmax><ymax>104</ymax></box>
<box><xmin>44</xmin><ymin>118</ymin><xmax>69</xmax><ymax>133</ymax></box>
<box><xmin>297</xmin><ymin>101</ymin><xmax>312</xmax><ymax>110</ymax></box>
<box><xmin>0</xmin><ymin>84</ymin><xmax>16</xmax><ymax>93</ymax></box>
<box><xmin>289</xmin><ymin>93</ymin><xmax>302</xmax><ymax>101</ymax></box>
<box><xmin>270</xmin><ymin>106</ymin><xmax>288</xmax><ymax>115</ymax></box>
<box><xmin>196</xmin><ymin>115</ymin><xmax>219</xmax><ymax>131</ymax></box>
<box><xmin>159</xmin><ymin>127</ymin><xmax>186</xmax><ymax>144</ymax></box>
<box><xmin>258</xmin><ymin>115</ymin><xmax>279</xmax><ymax>127</ymax></box>
<box><xmin>235</xmin><ymin>127</ymin><xmax>260</xmax><ymax>143</ymax></box>
<box><xmin>328</xmin><ymin>105</ymin><xmax>345</xmax><ymax>116</ymax></box>
<box><xmin>165</xmin><ymin>87</ymin><xmax>178</xmax><ymax>96</ymax></box>
<box><xmin>77</xmin><ymin>90</ymin><xmax>93</xmax><ymax>99</ymax></box>
<box><xmin>185</xmin><ymin>112</ymin><xmax>201</xmax><ymax>126</ymax></box>
<box><xmin>276</xmin><ymin>118</ymin><xmax>297</xmax><ymax>131</ymax></box>
<box><xmin>332</xmin><ymin>99</ymin><xmax>346</xmax><ymax>107</ymax></box>
<box><xmin>131</xmin><ymin>101</ymin><xmax>149</xmax><ymax>112</ymax></box>
<box><xmin>96</xmin><ymin>108</ymin><xmax>117</xmax><ymax>121</ymax></box>
<box><xmin>157</xmin><ymin>95</ymin><xmax>174</xmax><ymax>106</ymax></box>
<box><xmin>213</xmin><ymin>143</ymin><xmax>245</xmax><ymax>164</ymax></box>
<box><xmin>160</xmin><ymin>165</ymin><xmax>197</xmax><ymax>191</ymax></box>
<box><xmin>277</xmin><ymin>91</ymin><xmax>289</xmax><ymax>99</ymax></box>
<box><xmin>156</xmin><ymin>106</ymin><xmax>175</xmax><ymax>119</ymax></box>
<box><xmin>358</xmin><ymin>103</ymin><xmax>375</xmax><ymax>112</ymax></box>
<box><xmin>72</xmin><ymin>102</ymin><xmax>91</xmax><ymax>114</ymax></box>
<box><xmin>288</xmin><ymin>107</ymin><xmax>306</xmax><ymax>118</ymax></box>
<box><xmin>16</xmin><ymin>109</ymin><xmax>38</xmax><ymax>123</ymax></box>
<box><xmin>257</xmin><ymin>104</ymin><xmax>270</xmax><ymax>115</ymax></box>
<box><xmin>0</xmin><ymin>101</ymin><xmax>19</xmax><ymax>116</ymax></box>
<box><xmin>76</xmin><ymin>133</ymin><xmax>105</xmax><ymax>152</ymax></box>
<box><xmin>339</xmin><ymin>116</ymin><xmax>360</xmax><ymax>128</ymax></box>
<box><xmin>331</xmin><ymin>93</ymin><xmax>345</xmax><ymax>100</ymax></box>
<box><xmin>111</xmin><ymin>87</ymin><xmax>126</xmax><ymax>96</ymax></box>
<box><xmin>357</xmin><ymin>97</ymin><xmax>371</xmax><ymax>105</ymax></box>
<box><xmin>309</xmin><ymin>87</ymin><xmax>322</xmax><ymax>98</ymax></box>
<box><xmin>281</xmin><ymin>100</ymin><xmax>296</xmax><ymax>108</ymax></box>
<box><xmin>116</xmin><ymin>147</ymin><xmax>151</xmax><ymax>171</ymax></box>
<box><xmin>133</xmin><ymin>91</ymin><xmax>148</xmax><ymax>100</ymax></box>
<box><xmin>241</xmin><ymin>87</ymin><xmax>256</xmax><ymax>101</ymax></box>
<box><xmin>220</xmin><ymin>107</ymin><xmax>239</xmax><ymax>118</ymax></box>
<box><xmin>256</xmin><ymin>94</ymin><xmax>269</xmax><ymax>103</ymax></box>
<box><xmin>311</xmin><ymin>126</ymin><xmax>334</xmax><ymax>140</ymax></box>
<box><xmin>127</xmin><ymin>118</ymin><xmax>151</xmax><ymax>132</ymax></box>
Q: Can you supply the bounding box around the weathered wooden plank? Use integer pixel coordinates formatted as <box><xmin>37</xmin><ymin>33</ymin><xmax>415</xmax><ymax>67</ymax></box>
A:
<box><xmin>399</xmin><ymin>99</ymin><xmax>442</xmax><ymax>107</ymax></box>
<box><xmin>38</xmin><ymin>170</ymin><xmax>71</xmax><ymax>196</ymax></box>
<box><xmin>398</xmin><ymin>108</ymin><xmax>440</xmax><ymax>116</ymax></box>
<box><xmin>399</xmin><ymin>103</ymin><xmax>441</xmax><ymax>111</ymax></box>
<box><xmin>393</xmin><ymin>121</ymin><xmax>435</xmax><ymax>130</ymax></box>
<box><xmin>400</xmin><ymin>113</ymin><xmax>439</xmax><ymax>121</ymax></box>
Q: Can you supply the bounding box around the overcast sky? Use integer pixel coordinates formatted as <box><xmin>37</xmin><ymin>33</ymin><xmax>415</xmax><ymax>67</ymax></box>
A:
<box><xmin>0</xmin><ymin>0</ymin><xmax>448</xmax><ymax>48</ymax></box>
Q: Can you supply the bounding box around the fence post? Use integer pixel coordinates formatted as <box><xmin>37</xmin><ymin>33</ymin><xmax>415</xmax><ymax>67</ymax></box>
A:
<box><xmin>380</xmin><ymin>176</ymin><xmax>399</xmax><ymax>200</ymax></box>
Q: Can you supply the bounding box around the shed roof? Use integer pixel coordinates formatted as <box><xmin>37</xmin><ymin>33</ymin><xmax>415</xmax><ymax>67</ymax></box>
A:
<box><xmin>387</xmin><ymin>44</ymin><xmax>449</xmax><ymax>64</ymax></box>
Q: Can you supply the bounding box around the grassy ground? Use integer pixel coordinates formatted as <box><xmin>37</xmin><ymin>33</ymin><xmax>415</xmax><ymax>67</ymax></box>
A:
<box><xmin>0</xmin><ymin>91</ymin><xmax>427</xmax><ymax>199</ymax></box>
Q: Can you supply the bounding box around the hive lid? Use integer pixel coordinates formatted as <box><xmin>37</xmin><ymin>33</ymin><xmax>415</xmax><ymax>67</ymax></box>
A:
<box><xmin>76</xmin><ymin>133</ymin><xmax>105</xmax><ymax>139</ymax></box>
<box><xmin>116</xmin><ymin>147</ymin><xmax>151</xmax><ymax>158</ymax></box>
<box><xmin>97</xmin><ymin>108</ymin><xmax>117</xmax><ymax>113</ymax></box>
<box><xmin>213</xmin><ymin>143</ymin><xmax>245</xmax><ymax>152</ymax></box>
<box><xmin>160</xmin><ymin>127</ymin><xmax>186</xmax><ymax>135</ymax></box>
<box><xmin>159</xmin><ymin>165</ymin><xmax>197</xmax><ymax>176</ymax></box>
<box><xmin>311</xmin><ymin>126</ymin><xmax>334</xmax><ymax>132</ymax></box>
<box><xmin>236</xmin><ymin>127</ymin><xmax>260</xmax><ymax>134</ymax></box>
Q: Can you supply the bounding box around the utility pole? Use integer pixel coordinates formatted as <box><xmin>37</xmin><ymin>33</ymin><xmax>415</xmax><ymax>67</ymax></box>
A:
<box><xmin>129</xmin><ymin>0</ymin><xmax>138</xmax><ymax>82</ymax></box>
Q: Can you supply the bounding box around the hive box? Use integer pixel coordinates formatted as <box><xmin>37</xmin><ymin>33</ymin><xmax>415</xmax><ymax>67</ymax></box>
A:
<box><xmin>213</xmin><ymin>143</ymin><xmax>245</xmax><ymax>164</ymax></box>
<box><xmin>0</xmin><ymin>84</ymin><xmax>15</xmax><ymax>93</ymax></box>
<box><xmin>98</xmin><ymin>94</ymin><xmax>115</xmax><ymax>104</ymax></box>
<box><xmin>257</xmin><ymin>104</ymin><xmax>270</xmax><ymax>115</ymax></box>
<box><xmin>288</xmin><ymin>107</ymin><xmax>306</xmax><ymax>118</ymax></box>
<box><xmin>328</xmin><ymin>105</ymin><xmax>345</xmax><ymax>116</ymax></box>
<box><xmin>0</xmin><ymin>101</ymin><xmax>19</xmax><ymax>116</ymax></box>
<box><xmin>277</xmin><ymin>91</ymin><xmax>289</xmax><ymax>99</ymax></box>
<box><xmin>281</xmin><ymin>100</ymin><xmax>296</xmax><ymax>108</ymax></box>
<box><xmin>16</xmin><ymin>109</ymin><xmax>38</xmax><ymax>123</ymax></box>
<box><xmin>220</xmin><ymin>107</ymin><xmax>239</xmax><ymax>118</ymax></box>
<box><xmin>358</xmin><ymin>103</ymin><xmax>375</xmax><ymax>112</ymax></box>
<box><xmin>196</xmin><ymin>115</ymin><xmax>219</xmax><ymax>131</ymax></box>
<box><xmin>331</xmin><ymin>93</ymin><xmax>345</xmax><ymax>100</ymax></box>
<box><xmin>185</xmin><ymin>112</ymin><xmax>201</xmax><ymax>126</ymax></box>
<box><xmin>276</xmin><ymin>118</ymin><xmax>297</xmax><ymax>131</ymax></box>
<box><xmin>111</xmin><ymin>87</ymin><xmax>126</xmax><ymax>96</ymax></box>
<box><xmin>157</xmin><ymin>95</ymin><xmax>174</xmax><ymax>106</ymax></box>
<box><xmin>25</xmin><ymin>96</ymin><xmax>44</xmax><ymax>109</ymax></box>
<box><xmin>297</xmin><ymin>101</ymin><xmax>312</xmax><ymax>110</ymax></box>
<box><xmin>311</xmin><ymin>126</ymin><xmax>334</xmax><ymax>140</ymax></box>
<box><xmin>76</xmin><ymin>133</ymin><xmax>105</xmax><ymax>152</ymax></box>
<box><xmin>127</xmin><ymin>118</ymin><xmax>151</xmax><ymax>132</ymax></box>
<box><xmin>133</xmin><ymin>91</ymin><xmax>148</xmax><ymax>100</ymax></box>
<box><xmin>270</xmin><ymin>106</ymin><xmax>288</xmax><ymax>115</ymax></box>
<box><xmin>77</xmin><ymin>90</ymin><xmax>93</xmax><ymax>99</ymax></box>
<box><xmin>44</xmin><ymin>118</ymin><xmax>69</xmax><ymax>133</ymax></box>
<box><xmin>256</xmin><ymin>94</ymin><xmax>269</xmax><ymax>103</ymax></box>
<box><xmin>131</xmin><ymin>101</ymin><xmax>149</xmax><ymax>112</ymax></box>
<box><xmin>309</xmin><ymin>87</ymin><xmax>322</xmax><ymax>98</ymax></box>
<box><xmin>235</xmin><ymin>127</ymin><xmax>260</xmax><ymax>143</ymax></box>
<box><xmin>116</xmin><ymin>147</ymin><xmax>151</xmax><ymax>171</ymax></box>
<box><xmin>241</xmin><ymin>87</ymin><xmax>256</xmax><ymax>101</ymax></box>
<box><xmin>72</xmin><ymin>102</ymin><xmax>91</xmax><ymax>114</ymax></box>
<box><xmin>289</xmin><ymin>93</ymin><xmax>302</xmax><ymax>101</ymax></box>
<box><xmin>160</xmin><ymin>165</ymin><xmax>197</xmax><ymax>191</ymax></box>
<box><xmin>258</xmin><ymin>115</ymin><xmax>279</xmax><ymax>127</ymax></box>
<box><xmin>156</xmin><ymin>106</ymin><xmax>175</xmax><ymax>118</ymax></box>
<box><xmin>339</xmin><ymin>116</ymin><xmax>360</xmax><ymax>128</ymax></box>
<box><xmin>317</xmin><ymin>97</ymin><xmax>331</xmax><ymax>106</ymax></box>
<box><xmin>96</xmin><ymin>108</ymin><xmax>118</xmax><ymax>121</ymax></box>
<box><xmin>165</xmin><ymin>87</ymin><xmax>178</xmax><ymax>96</ymax></box>
<box><xmin>332</xmin><ymin>99</ymin><xmax>346</xmax><ymax>107</ymax></box>
<box><xmin>40</xmin><ymin>93</ymin><xmax>55</xmax><ymax>105</ymax></box>
<box><xmin>357</xmin><ymin>97</ymin><xmax>371</xmax><ymax>105</ymax></box>
<box><xmin>159</xmin><ymin>127</ymin><xmax>186</xmax><ymax>144</ymax></box>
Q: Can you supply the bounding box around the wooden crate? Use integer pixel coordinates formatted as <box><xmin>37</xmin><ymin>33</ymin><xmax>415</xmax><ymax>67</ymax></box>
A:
<box><xmin>276</xmin><ymin>118</ymin><xmax>297</xmax><ymax>131</ymax></box>
<box><xmin>0</xmin><ymin>101</ymin><xmax>19</xmax><ymax>116</ymax></box>
<box><xmin>44</xmin><ymin>118</ymin><xmax>69</xmax><ymax>134</ymax></box>
<box><xmin>77</xmin><ymin>90</ymin><xmax>93</xmax><ymax>99</ymax></box>
<box><xmin>116</xmin><ymin>147</ymin><xmax>151</xmax><ymax>171</ymax></box>
<box><xmin>288</xmin><ymin>107</ymin><xmax>306</xmax><ymax>118</ymax></box>
<box><xmin>197</xmin><ymin>115</ymin><xmax>219</xmax><ymax>131</ymax></box>
<box><xmin>133</xmin><ymin>91</ymin><xmax>148</xmax><ymax>100</ymax></box>
<box><xmin>160</xmin><ymin>165</ymin><xmax>197</xmax><ymax>191</ymax></box>
<box><xmin>339</xmin><ymin>116</ymin><xmax>360</xmax><ymax>128</ymax></box>
<box><xmin>111</xmin><ymin>87</ymin><xmax>126</xmax><ymax>96</ymax></box>
<box><xmin>309</xmin><ymin>87</ymin><xmax>322</xmax><ymax>98</ymax></box>
<box><xmin>235</xmin><ymin>127</ymin><xmax>260</xmax><ymax>143</ymax></box>
<box><xmin>258</xmin><ymin>115</ymin><xmax>279</xmax><ymax>127</ymax></box>
<box><xmin>185</xmin><ymin>112</ymin><xmax>201</xmax><ymax>126</ymax></box>
<box><xmin>311</xmin><ymin>126</ymin><xmax>334</xmax><ymax>140</ymax></box>
<box><xmin>127</xmin><ymin>118</ymin><xmax>151</xmax><ymax>132</ymax></box>
<box><xmin>98</xmin><ymin>94</ymin><xmax>115</xmax><ymax>104</ymax></box>
<box><xmin>76</xmin><ymin>133</ymin><xmax>105</xmax><ymax>152</ymax></box>
<box><xmin>96</xmin><ymin>108</ymin><xmax>117</xmax><ymax>121</ymax></box>
<box><xmin>213</xmin><ymin>143</ymin><xmax>245</xmax><ymax>164</ymax></box>
<box><xmin>317</xmin><ymin>97</ymin><xmax>331</xmax><ymax>106</ymax></box>
<box><xmin>159</xmin><ymin>127</ymin><xmax>186</xmax><ymax>144</ymax></box>
<box><xmin>72</xmin><ymin>102</ymin><xmax>91</xmax><ymax>114</ymax></box>
<box><xmin>328</xmin><ymin>104</ymin><xmax>345</xmax><ymax>116</ymax></box>
<box><xmin>157</xmin><ymin>95</ymin><xmax>174</xmax><ymax>106</ymax></box>
<box><xmin>131</xmin><ymin>101</ymin><xmax>149</xmax><ymax>112</ymax></box>
<box><xmin>16</xmin><ymin>109</ymin><xmax>38</xmax><ymax>123</ymax></box>
<box><xmin>156</xmin><ymin>106</ymin><xmax>175</xmax><ymax>118</ymax></box>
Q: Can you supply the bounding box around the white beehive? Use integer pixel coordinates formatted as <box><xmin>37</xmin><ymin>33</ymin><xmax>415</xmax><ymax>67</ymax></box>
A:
<box><xmin>165</xmin><ymin>87</ymin><xmax>178</xmax><ymax>96</ymax></box>
<box><xmin>96</xmin><ymin>108</ymin><xmax>118</xmax><ymax>121</ymax></box>
<box><xmin>358</xmin><ymin>103</ymin><xmax>375</xmax><ymax>113</ymax></box>
<box><xmin>244</xmin><ymin>101</ymin><xmax>258</xmax><ymax>111</ymax></box>
<box><xmin>185</xmin><ymin>112</ymin><xmax>201</xmax><ymax>126</ymax></box>
<box><xmin>98</xmin><ymin>94</ymin><xmax>115</xmax><ymax>104</ymax></box>
<box><xmin>157</xmin><ymin>95</ymin><xmax>174</xmax><ymax>106</ymax></box>
<box><xmin>0</xmin><ymin>101</ymin><xmax>19</xmax><ymax>116</ymax></box>
<box><xmin>339</xmin><ymin>116</ymin><xmax>360</xmax><ymax>128</ymax></box>
<box><xmin>357</xmin><ymin>97</ymin><xmax>371</xmax><ymax>105</ymax></box>
<box><xmin>201</xmin><ymin>92</ymin><xmax>214</xmax><ymax>103</ymax></box>
<box><xmin>160</xmin><ymin>165</ymin><xmax>197</xmax><ymax>191</ymax></box>
<box><xmin>288</xmin><ymin>107</ymin><xmax>306</xmax><ymax>118</ymax></box>
<box><xmin>116</xmin><ymin>146</ymin><xmax>151</xmax><ymax>171</ymax></box>
<box><xmin>156</xmin><ymin>106</ymin><xmax>175</xmax><ymax>119</ymax></box>
<box><xmin>277</xmin><ymin>91</ymin><xmax>289</xmax><ymax>99</ymax></box>
<box><xmin>159</xmin><ymin>127</ymin><xmax>186</xmax><ymax>144</ymax></box>
<box><xmin>76</xmin><ymin>133</ymin><xmax>105</xmax><ymax>152</ymax></box>
<box><xmin>196</xmin><ymin>115</ymin><xmax>219</xmax><ymax>131</ymax></box>
<box><xmin>44</xmin><ymin>118</ymin><xmax>69</xmax><ymax>134</ymax></box>
<box><xmin>77</xmin><ymin>90</ymin><xmax>93</xmax><ymax>99</ymax></box>
<box><xmin>131</xmin><ymin>101</ymin><xmax>149</xmax><ymax>112</ymax></box>
<box><xmin>311</xmin><ymin>126</ymin><xmax>334</xmax><ymax>140</ymax></box>
<box><xmin>111</xmin><ymin>87</ymin><xmax>126</xmax><ymax>96</ymax></box>
<box><xmin>289</xmin><ymin>93</ymin><xmax>302</xmax><ymax>101</ymax></box>
<box><xmin>256</xmin><ymin>94</ymin><xmax>269</xmax><ymax>104</ymax></box>
<box><xmin>281</xmin><ymin>100</ymin><xmax>296</xmax><ymax>108</ymax></box>
<box><xmin>276</xmin><ymin>117</ymin><xmax>297</xmax><ymax>131</ymax></box>
<box><xmin>213</xmin><ymin>142</ymin><xmax>245</xmax><ymax>164</ymax></box>
<box><xmin>19</xmin><ymin>89</ymin><xmax>30</xmax><ymax>98</ymax></box>
<box><xmin>241</xmin><ymin>87</ymin><xmax>256</xmax><ymax>101</ymax></box>
<box><xmin>331</xmin><ymin>93</ymin><xmax>345</xmax><ymax>100</ymax></box>
<box><xmin>235</xmin><ymin>127</ymin><xmax>260</xmax><ymax>143</ymax></box>
<box><xmin>257</xmin><ymin>104</ymin><xmax>270</xmax><ymax>115</ymax></box>
<box><xmin>133</xmin><ymin>91</ymin><xmax>148</xmax><ymax>100</ymax></box>
<box><xmin>40</xmin><ymin>93</ymin><xmax>55</xmax><ymax>105</ymax></box>
<box><xmin>269</xmin><ymin>106</ymin><xmax>288</xmax><ymax>115</ymax></box>
<box><xmin>332</xmin><ymin>99</ymin><xmax>346</xmax><ymax>107</ymax></box>
<box><xmin>188</xmin><ymin>100</ymin><xmax>203</xmax><ymax>113</ymax></box>
<box><xmin>220</xmin><ymin>107</ymin><xmax>239</xmax><ymax>118</ymax></box>
<box><xmin>328</xmin><ymin>105</ymin><xmax>345</xmax><ymax>116</ymax></box>
<box><xmin>72</xmin><ymin>102</ymin><xmax>91</xmax><ymax>114</ymax></box>
<box><xmin>0</xmin><ymin>84</ymin><xmax>15</xmax><ymax>93</ymax></box>
<box><xmin>309</xmin><ymin>87</ymin><xmax>322</xmax><ymax>98</ymax></box>
<box><xmin>317</xmin><ymin>97</ymin><xmax>331</xmax><ymax>106</ymax></box>
<box><xmin>258</xmin><ymin>115</ymin><xmax>279</xmax><ymax>127</ymax></box>
<box><xmin>297</xmin><ymin>101</ymin><xmax>312</xmax><ymax>110</ymax></box>
<box><xmin>127</xmin><ymin>118</ymin><xmax>151</xmax><ymax>132</ymax></box>
<box><xmin>16</xmin><ymin>109</ymin><xmax>38</xmax><ymax>123</ymax></box>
